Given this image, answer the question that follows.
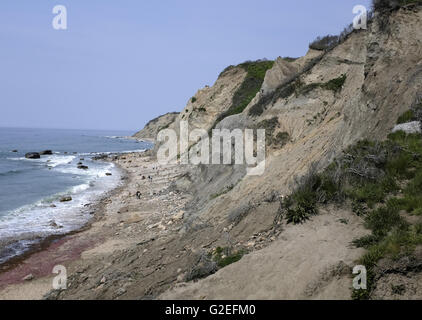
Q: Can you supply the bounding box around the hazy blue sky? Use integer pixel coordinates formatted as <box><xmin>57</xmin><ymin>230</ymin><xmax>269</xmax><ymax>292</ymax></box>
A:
<box><xmin>0</xmin><ymin>0</ymin><xmax>371</xmax><ymax>132</ymax></box>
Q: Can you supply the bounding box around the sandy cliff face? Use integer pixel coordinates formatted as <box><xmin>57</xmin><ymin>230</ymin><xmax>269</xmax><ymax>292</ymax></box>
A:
<box><xmin>132</xmin><ymin>112</ymin><xmax>179</xmax><ymax>141</ymax></box>
<box><xmin>157</xmin><ymin>7</ymin><xmax>422</xmax><ymax>299</ymax></box>
<box><xmin>6</xmin><ymin>4</ymin><xmax>420</xmax><ymax>302</ymax></box>
<box><xmin>261</xmin><ymin>49</ymin><xmax>323</xmax><ymax>95</ymax></box>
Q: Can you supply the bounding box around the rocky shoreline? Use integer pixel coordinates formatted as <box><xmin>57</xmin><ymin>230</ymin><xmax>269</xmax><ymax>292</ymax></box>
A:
<box><xmin>0</xmin><ymin>150</ymin><xmax>191</xmax><ymax>299</ymax></box>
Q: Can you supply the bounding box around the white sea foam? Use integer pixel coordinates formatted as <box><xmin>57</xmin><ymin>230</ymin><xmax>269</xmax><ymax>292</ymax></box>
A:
<box><xmin>45</xmin><ymin>155</ymin><xmax>75</xmax><ymax>167</ymax></box>
<box><xmin>0</xmin><ymin>160</ymin><xmax>121</xmax><ymax>247</ymax></box>
<box><xmin>7</xmin><ymin>155</ymin><xmax>75</xmax><ymax>167</ymax></box>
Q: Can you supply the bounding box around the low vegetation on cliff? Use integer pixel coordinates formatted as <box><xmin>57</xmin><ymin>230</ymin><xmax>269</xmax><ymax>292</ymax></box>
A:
<box><xmin>277</xmin><ymin>103</ymin><xmax>422</xmax><ymax>299</ymax></box>
<box><xmin>215</xmin><ymin>60</ymin><xmax>274</xmax><ymax>123</ymax></box>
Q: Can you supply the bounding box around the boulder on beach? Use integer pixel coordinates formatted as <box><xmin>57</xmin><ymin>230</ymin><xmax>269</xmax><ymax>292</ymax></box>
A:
<box><xmin>77</xmin><ymin>165</ymin><xmax>89</xmax><ymax>170</ymax></box>
<box><xmin>60</xmin><ymin>196</ymin><xmax>72</xmax><ymax>202</ymax></box>
<box><xmin>25</xmin><ymin>152</ymin><xmax>40</xmax><ymax>159</ymax></box>
<box><xmin>22</xmin><ymin>274</ymin><xmax>34</xmax><ymax>281</ymax></box>
<box><xmin>40</xmin><ymin>150</ymin><xmax>53</xmax><ymax>155</ymax></box>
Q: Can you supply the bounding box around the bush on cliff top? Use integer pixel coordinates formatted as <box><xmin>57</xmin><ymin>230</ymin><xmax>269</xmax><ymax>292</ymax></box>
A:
<box><xmin>373</xmin><ymin>0</ymin><xmax>422</xmax><ymax>12</ymax></box>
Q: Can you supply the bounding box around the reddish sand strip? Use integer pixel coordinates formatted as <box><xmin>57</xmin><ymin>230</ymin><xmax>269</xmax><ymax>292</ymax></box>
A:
<box><xmin>0</xmin><ymin>234</ymin><xmax>100</xmax><ymax>290</ymax></box>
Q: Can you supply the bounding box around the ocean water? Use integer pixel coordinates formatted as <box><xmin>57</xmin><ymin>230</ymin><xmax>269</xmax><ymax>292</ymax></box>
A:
<box><xmin>0</xmin><ymin>127</ymin><xmax>151</xmax><ymax>264</ymax></box>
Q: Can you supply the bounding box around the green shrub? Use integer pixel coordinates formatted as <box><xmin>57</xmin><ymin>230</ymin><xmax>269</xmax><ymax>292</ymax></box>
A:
<box><xmin>309</xmin><ymin>35</ymin><xmax>339</xmax><ymax>51</ymax></box>
<box><xmin>373</xmin><ymin>0</ymin><xmax>422</xmax><ymax>12</ymax></box>
<box><xmin>191</xmin><ymin>97</ymin><xmax>197</xmax><ymax>103</ymax></box>
<box><xmin>295</xmin><ymin>75</ymin><xmax>347</xmax><ymax>97</ymax></box>
<box><xmin>364</xmin><ymin>203</ymin><xmax>407</xmax><ymax>238</ymax></box>
<box><xmin>397</xmin><ymin>110</ymin><xmax>414</xmax><ymax>124</ymax></box>
<box><xmin>274</xmin><ymin>132</ymin><xmax>290</xmax><ymax>147</ymax></box>
<box><xmin>352</xmin><ymin>234</ymin><xmax>381</xmax><ymax>248</ymax></box>
<box><xmin>255</xmin><ymin>118</ymin><xmax>290</xmax><ymax>148</ymax></box>
<box><xmin>212</xmin><ymin>247</ymin><xmax>245</xmax><ymax>268</ymax></box>
<box><xmin>281</xmin><ymin>164</ymin><xmax>341</xmax><ymax>224</ymax></box>
<box><xmin>348</xmin><ymin>177</ymin><xmax>398</xmax><ymax>208</ymax></box>
<box><xmin>296</xmin><ymin>83</ymin><xmax>321</xmax><ymax>96</ymax></box>
<box><xmin>321</xmin><ymin>74</ymin><xmax>347</xmax><ymax>92</ymax></box>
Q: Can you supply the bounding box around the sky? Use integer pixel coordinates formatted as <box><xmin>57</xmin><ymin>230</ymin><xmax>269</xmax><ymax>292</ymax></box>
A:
<box><xmin>0</xmin><ymin>0</ymin><xmax>372</xmax><ymax>132</ymax></box>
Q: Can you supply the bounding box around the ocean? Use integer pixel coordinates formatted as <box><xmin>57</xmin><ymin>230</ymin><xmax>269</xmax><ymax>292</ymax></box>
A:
<box><xmin>0</xmin><ymin>127</ymin><xmax>151</xmax><ymax>265</ymax></box>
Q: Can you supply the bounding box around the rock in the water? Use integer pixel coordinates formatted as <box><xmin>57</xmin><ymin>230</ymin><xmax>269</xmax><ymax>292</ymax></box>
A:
<box><xmin>60</xmin><ymin>196</ymin><xmax>72</xmax><ymax>202</ymax></box>
<box><xmin>49</xmin><ymin>220</ymin><xmax>62</xmax><ymax>229</ymax></box>
<box><xmin>25</xmin><ymin>152</ymin><xmax>40</xmax><ymax>159</ymax></box>
<box><xmin>11</xmin><ymin>150</ymin><xmax>18</xmax><ymax>153</ymax></box>
<box><xmin>40</xmin><ymin>150</ymin><xmax>53</xmax><ymax>155</ymax></box>
<box><xmin>105</xmin><ymin>172</ymin><xmax>112</xmax><ymax>176</ymax></box>
<box><xmin>392</xmin><ymin>121</ymin><xmax>421</xmax><ymax>134</ymax></box>
<box><xmin>77</xmin><ymin>165</ymin><xmax>89</xmax><ymax>170</ymax></box>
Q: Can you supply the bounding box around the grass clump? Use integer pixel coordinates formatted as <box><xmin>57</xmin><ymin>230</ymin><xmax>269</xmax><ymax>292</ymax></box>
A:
<box><xmin>309</xmin><ymin>35</ymin><xmax>340</xmax><ymax>51</ymax></box>
<box><xmin>397</xmin><ymin>110</ymin><xmax>414</xmax><ymax>124</ymax></box>
<box><xmin>211</xmin><ymin>247</ymin><xmax>245</xmax><ymax>268</ymax></box>
<box><xmin>274</xmin><ymin>132</ymin><xmax>290</xmax><ymax>147</ymax></box>
<box><xmin>321</xmin><ymin>74</ymin><xmax>347</xmax><ymax>92</ymax></box>
<box><xmin>221</xmin><ymin>60</ymin><xmax>274</xmax><ymax>118</ymax></box>
<box><xmin>396</xmin><ymin>97</ymin><xmax>422</xmax><ymax>124</ymax></box>
<box><xmin>296</xmin><ymin>75</ymin><xmax>347</xmax><ymax>97</ymax></box>
<box><xmin>281</xmin><ymin>163</ymin><xmax>341</xmax><ymax>224</ymax></box>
